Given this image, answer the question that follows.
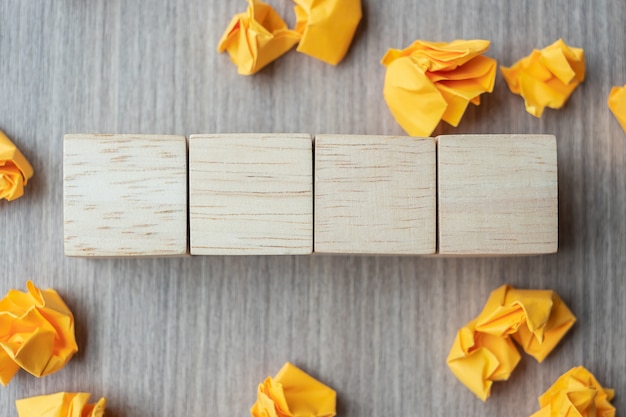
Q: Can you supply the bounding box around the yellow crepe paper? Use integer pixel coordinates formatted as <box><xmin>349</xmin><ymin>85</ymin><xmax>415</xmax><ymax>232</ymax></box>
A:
<box><xmin>608</xmin><ymin>84</ymin><xmax>626</xmax><ymax>133</ymax></box>
<box><xmin>530</xmin><ymin>366</ymin><xmax>615</xmax><ymax>417</ymax></box>
<box><xmin>217</xmin><ymin>0</ymin><xmax>301</xmax><ymax>75</ymax></box>
<box><xmin>447</xmin><ymin>318</ymin><xmax>521</xmax><ymax>401</ymax></box>
<box><xmin>16</xmin><ymin>392</ymin><xmax>106</xmax><ymax>417</ymax></box>
<box><xmin>0</xmin><ymin>130</ymin><xmax>34</xmax><ymax>201</ymax></box>
<box><xmin>501</xmin><ymin>39</ymin><xmax>585</xmax><ymax>117</ymax></box>
<box><xmin>251</xmin><ymin>362</ymin><xmax>336</xmax><ymax>417</ymax></box>
<box><xmin>381</xmin><ymin>39</ymin><xmax>497</xmax><ymax>137</ymax></box>
<box><xmin>293</xmin><ymin>0</ymin><xmax>362</xmax><ymax>65</ymax></box>
<box><xmin>447</xmin><ymin>285</ymin><xmax>576</xmax><ymax>401</ymax></box>
<box><xmin>0</xmin><ymin>281</ymin><xmax>78</xmax><ymax>386</ymax></box>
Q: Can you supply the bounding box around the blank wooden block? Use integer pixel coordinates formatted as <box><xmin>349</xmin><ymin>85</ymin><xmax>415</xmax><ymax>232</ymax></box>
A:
<box><xmin>437</xmin><ymin>134</ymin><xmax>558</xmax><ymax>255</ymax></box>
<box><xmin>314</xmin><ymin>135</ymin><xmax>436</xmax><ymax>255</ymax></box>
<box><xmin>189</xmin><ymin>134</ymin><xmax>312</xmax><ymax>255</ymax></box>
<box><xmin>63</xmin><ymin>134</ymin><xmax>188</xmax><ymax>257</ymax></box>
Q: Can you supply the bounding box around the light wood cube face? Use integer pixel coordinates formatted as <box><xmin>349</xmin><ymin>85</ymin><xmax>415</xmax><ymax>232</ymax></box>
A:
<box><xmin>314</xmin><ymin>135</ymin><xmax>436</xmax><ymax>255</ymax></box>
<box><xmin>437</xmin><ymin>134</ymin><xmax>558</xmax><ymax>255</ymax></box>
<box><xmin>189</xmin><ymin>134</ymin><xmax>313</xmax><ymax>255</ymax></box>
<box><xmin>63</xmin><ymin>134</ymin><xmax>188</xmax><ymax>257</ymax></box>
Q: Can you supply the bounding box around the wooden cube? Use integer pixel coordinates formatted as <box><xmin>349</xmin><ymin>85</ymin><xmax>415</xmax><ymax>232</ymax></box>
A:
<box><xmin>63</xmin><ymin>134</ymin><xmax>188</xmax><ymax>257</ymax></box>
<box><xmin>314</xmin><ymin>135</ymin><xmax>436</xmax><ymax>254</ymax></box>
<box><xmin>189</xmin><ymin>134</ymin><xmax>313</xmax><ymax>255</ymax></box>
<box><xmin>437</xmin><ymin>134</ymin><xmax>558</xmax><ymax>255</ymax></box>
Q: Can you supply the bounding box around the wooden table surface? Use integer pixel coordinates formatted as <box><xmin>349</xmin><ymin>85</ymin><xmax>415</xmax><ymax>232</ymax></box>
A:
<box><xmin>1</xmin><ymin>1</ymin><xmax>625</xmax><ymax>416</ymax></box>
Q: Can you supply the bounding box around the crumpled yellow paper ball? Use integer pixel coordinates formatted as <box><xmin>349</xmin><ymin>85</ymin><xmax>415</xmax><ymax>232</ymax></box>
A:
<box><xmin>501</xmin><ymin>39</ymin><xmax>585</xmax><ymax>117</ymax></box>
<box><xmin>0</xmin><ymin>130</ymin><xmax>34</xmax><ymax>201</ymax></box>
<box><xmin>381</xmin><ymin>39</ymin><xmax>497</xmax><ymax>137</ymax></box>
<box><xmin>0</xmin><ymin>281</ymin><xmax>78</xmax><ymax>386</ymax></box>
<box><xmin>293</xmin><ymin>0</ymin><xmax>362</xmax><ymax>65</ymax></box>
<box><xmin>16</xmin><ymin>392</ymin><xmax>106</xmax><ymax>417</ymax></box>
<box><xmin>251</xmin><ymin>362</ymin><xmax>336</xmax><ymax>417</ymax></box>
<box><xmin>447</xmin><ymin>285</ymin><xmax>576</xmax><ymax>401</ymax></box>
<box><xmin>474</xmin><ymin>285</ymin><xmax>576</xmax><ymax>362</ymax></box>
<box><xmin>218</xmin><ymin>0</ymin><xmax>301</xmax><ymax>75</ymax></box>
<box><xmin>608</xmin><ymin>84</ymin><xmax>626</xmax><ymax>133</ymax></box>
<box><xmin>447</xmin><ymin>318</ymin><xmax>522</xmax><ymax>401</ymax></box>
<box><xmin>530</xmin><ymin>366</ymin><xmax>615</xmax><ymax>417</ymax></box>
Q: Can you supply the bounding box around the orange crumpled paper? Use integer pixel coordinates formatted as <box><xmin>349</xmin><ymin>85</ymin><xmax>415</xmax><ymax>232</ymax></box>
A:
<box><xmin>447</xmin><ymin>318</ymin><xmax>521</xmax><ymax>401</ymax></box>
<box><xmin>16</xmin><ymin>392</ymin><xmax>106</xmax><ymax>417</ymax></box>
<box><xmin>474</xmin><ymin>285</ymin><xmax>576</xmax><ymax>362</ymax></box>
<box><xmin>447</xmin><ymin>285</ymin><xmax>576</xmax><ymax>401</ymax></box>
<box><xmin>217</xmin><ymin>0</ymin><xmax>301</xmax><ymax>75</ymax></box>
<box><xmin>608</xmin><ymin>84</ymin><xmax>626</xmax><ymax>133</ymax></box>
<box><xmin>381</xmin><ymin>39</ymin><xmax>497</xmax><ymax>137</ymax></box>
<box><xmin>0</xmin><ymin>130</ymin><xmax>34</xmax><ymax>201</ymax></box>
<box><xmin>251</xmin><ymin>362</ymin><xmax>336</xmax><ymax>417</ymax></box>
<box><xmin>0</xmin><ymin>281</ymin><xmax>78</xmax><ymax>386</ymax></box>
<box><xmin>501</xmin><ymin>39</ymin><xmax>585</xmax><ymax>117</ymax></box>
<box><xmin>530</xmin><ymin>366</ymin><xmax>615</xmax><ymax>417</ymax></box>
<box><xmin>293</xmin><ymin>0</ymin><xmax>362</xmax><ymax>65</ymax></box>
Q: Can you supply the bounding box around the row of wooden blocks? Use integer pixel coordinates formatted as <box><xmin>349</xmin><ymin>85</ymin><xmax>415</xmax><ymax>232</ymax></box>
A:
<box><xmin>63</xmin><ymin>133</ymin><xmax>558</xmax><ymax>257</ymax></box>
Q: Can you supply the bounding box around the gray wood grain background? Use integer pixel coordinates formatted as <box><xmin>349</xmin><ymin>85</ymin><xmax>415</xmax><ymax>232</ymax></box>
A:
<box><xmin>1</xmin><ymin>1</ymin><xmax>625</xmax><ymax>416</ymax></box>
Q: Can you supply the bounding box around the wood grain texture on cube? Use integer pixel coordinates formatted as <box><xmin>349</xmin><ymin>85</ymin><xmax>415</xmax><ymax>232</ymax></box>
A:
<box><xmin>314</xmin><ymin>135</ymin><xmax>436</xmax><ymax>255</ymax></box>
<box><xmin>189</xmin><ymin>134</ymin><xmax>313</xmax><ymax>255</ymax></box>
<box><xmin>437</xmin><ymin>134</ymin><xmax>558</xmax><ymax>255</ymax></box>
<box><xmin>63</xmin><ymin>134</ymin><xmax>188</xmax><ymax>257</ymax></box>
